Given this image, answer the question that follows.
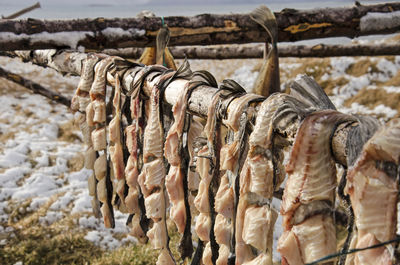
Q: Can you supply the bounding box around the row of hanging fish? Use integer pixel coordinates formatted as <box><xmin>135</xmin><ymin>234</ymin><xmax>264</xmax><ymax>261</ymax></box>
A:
<box><xmin>68</xmin><ymin>7</ymin><xmax>400</xmax><ymax>265</ymax></box>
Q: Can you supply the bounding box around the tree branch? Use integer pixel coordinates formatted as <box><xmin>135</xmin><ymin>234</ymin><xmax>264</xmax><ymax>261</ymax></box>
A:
<box><xmin>0</xmin><ymin>65</ymin><xmax>71</xmax><ymax>107</ymax></box>
<box><xmin>1</xmin><ymin>2</ymin><xmax>400</xmax><ymax>51</ymax></box>
<box><xmin>1</xmin><ymin>2</ymin><xmax>41</xmax><ymax>20</ymax></box>
<box><xmin>101</xmin><ymin>43</ymin><xmax>400</xmax><ymax>60</ymax></box>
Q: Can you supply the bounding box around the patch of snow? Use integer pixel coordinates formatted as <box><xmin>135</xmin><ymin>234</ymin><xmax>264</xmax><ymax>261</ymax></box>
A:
<box><xmin>0</xmin><ymin>31</ymin><xmax>95</xmax><ymax>49</ymax></box>
<box><xmin>339</xmin><ymin>102</ymin><xmax>397</xmax><ymax>118</ymax></box>
<box><xmin>229</xmin><ymin>65</ymin><xmax>258</xmax><ymax>93</ymax></box>
<box><xmin>330</xmin><ymin>57</ymin><xmax>355</xmax><ymax>78</ymax></box>
<box><xmin>39</xmin><ymin>210</ymin><xmax>63</xmax><ymax>225</ymax></box>
<box><xmin>71</xmin><ymin>190</ymin><xmax>92</xmax><ymax>214</ymax></box>
<box><xmin>101</xmin><ymin>27</ymin><xmax>145</xmax><ymax>41</ymax></box>
<box><xmin>49</xmin><ymin>191</ymin><xmax>74</xmax><ymax>211</ymax></box>
<box><xmin>376</xmin><ymin>58</ymin><xmax>398</xmax><ymax>79</ymax></box>
<box><xmin>12</xmin><ymin>173</ymin><xmax>58</xmax><ymax>200</ymax></box>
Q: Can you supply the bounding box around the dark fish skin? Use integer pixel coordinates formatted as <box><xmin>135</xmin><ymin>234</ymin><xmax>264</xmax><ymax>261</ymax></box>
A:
<box><xmin>250</xmin><ymin>5</ymin><xmax>280</xmax><ymax>97</ymax></box>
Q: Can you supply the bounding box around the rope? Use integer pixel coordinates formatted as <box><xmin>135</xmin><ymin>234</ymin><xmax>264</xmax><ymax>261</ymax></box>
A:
<box><xmin>305</xmin><ymin>236</ymin><xmax>400</xmax><ymax>265</ymax></box>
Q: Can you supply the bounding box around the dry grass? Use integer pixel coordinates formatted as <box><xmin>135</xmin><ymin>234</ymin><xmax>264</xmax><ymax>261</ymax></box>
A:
<box><xmin>344</xmin><ymin>87</ymin><xmax>400</xmax><ymax>119</ymax></box>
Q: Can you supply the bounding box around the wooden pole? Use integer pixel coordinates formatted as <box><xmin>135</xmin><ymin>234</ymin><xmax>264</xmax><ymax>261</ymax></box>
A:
<box><xmin>1</xmin><ymin>2</ymin><xmax>41</xmax><ymax>20</ymax></box>
<box><xmin>101</xmin><ymin>43</ymin><xmax>400</xmax><ymax>59</ymax></box>
<box><xmin>7</xmin><ymin>49</ymin><xmax>372</xmax><ymax>168</ymax></box>
<box><xmin>0</xmin><ymin>65</ymin><xmax>71</xmax><ymax>107</ymax></box>
<box><xmin>1</xmin><ymin>2</ymin><xmax>400</xmax><ymax>51</ymax></box>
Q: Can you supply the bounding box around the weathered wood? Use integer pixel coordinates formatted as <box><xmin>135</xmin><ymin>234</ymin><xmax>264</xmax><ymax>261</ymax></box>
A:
<box><xmin>1</xmin><ymin>2</ymin><xmax>41</xmax><ymax>20</ymax></box>
<box><xmin>0</xmin><ymin>65</ymin><xmax>71</xmax><ymax>107</ymax></box>
<box><xmin>1</xmin><ymin>2</ymin><xmax>400</xmax><ymax>51</ymax></box>
<box><xmin>8</xmin><ymin>49</ymin><xmax>372</xmax><ymax>168</ymax></box>
<box><xmin>101</xmin><ymin>42</ymin><xmax>400</xmax><ymax>60</ymax></box>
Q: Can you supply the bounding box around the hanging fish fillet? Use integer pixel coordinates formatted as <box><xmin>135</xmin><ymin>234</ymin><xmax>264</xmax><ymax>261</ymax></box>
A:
<box><xmin>278</xmin><ymin>110</ymin><xmax>354</xmax><ymax>264</ymax></box>
<box><xmin>344</xmin><ymin>118</ymin><xmax>400</xmax><ymax>265</ymax></box>
<box><xmin>214</xmin><ymin>91</ymin><xmax>264</xmax><ymax>265</ymax></box>
<box><xmin>71</xmin><ymin>55</ymin><xmax>100</xmax><ymax>112</ymax></box>
<box><xmin>235</xmin><ymin>93</ymin><xmax>309</xmax><ymax>265</ymax></box>
<box><xmin>108</xmin><ymin>73</ymin><xmax>127</xmax><ymax>212</ymax></box>
<box><xmin>164</xmin><ymin>80</ymin><xmax>191</xmax><ymax>235</ymax></box>
<box><xmin>278</xmin><ymin>214</ymin><xmax>336</xmax><ymax>265</ymax></box>
<box><xmin>139</xmin><ymin>69</ymin><xmax>176</xmax><ymax>263</ymax></box>
<box><xmin>72</xmin><ymin>56</ymin><xmax>102</xmax><ymax>218</ymax></box>
<box><xmin>193</xmin><ymin>87</ymin><xmax>225</xmax><ymax>264</ymax></box>
<box><xmin>88</xmin><ymin>56</ymin><xmax>123</xmax><ymax>229</ymax></box>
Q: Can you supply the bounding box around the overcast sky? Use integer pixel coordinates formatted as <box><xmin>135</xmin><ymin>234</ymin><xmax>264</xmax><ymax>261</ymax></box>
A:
<box><xmin>2</xmin><ymin>0</ymin><xmax>286</xmax><ymax>6</ymax></box>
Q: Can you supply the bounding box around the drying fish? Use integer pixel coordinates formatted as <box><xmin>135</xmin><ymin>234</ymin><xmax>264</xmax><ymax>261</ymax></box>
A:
<box><xmin>278</xmin><ymin>110</ymin><xmax>354</xmax><ymax>265</ymax></box>
<box><xmin>156</xmin><ymin>25</ymin><xmax>177</xmax><ymax>70</ymax></box>
<box><xmin>108</xmin><ymin>74</ymin><xmax>127</xmax><ymax>212</ymax></box>
<box><xmin>88</xmin><ymin>56</ymin><xmax>126</xmax><ymax>229</ymax></box>
<box><xmin>138</xmin><ymin>47</ymin><xmax>157</xmax><ymax>66</ymax></box>
<box><xmin>194</xmin><ymin>86</ymin><xmax>225</xmax><ymax>265</ymax></box>
<box><xmin>344</xmin><ymin>118</ymin><xmax>400</xmax><ymax>265</ymax></box>
<box><xmin>138</xmin><ymin>66</ymin><xmax>177</xmax><ymax>264</ymax></box>
<box><xmin>137</xmin><ymin>24</ymin><xmax>176</xmax><ymax>70</ymax></box>
<box><xmin>250</xmin><ymin>5</ymin><xmax>280</xmax><ymax>97</ymax></box>
<box><xmin>214</xmin><ymin>89</ymin><xmax>264</xmax><ymax>265</ymax></box>
<box><xmin>71</xmin><ymin>56</ymin><xmax>102</xmax><ymax>218</ymax></box>
<box><xmin>160</xmin><ymin>60</ymin><xmax>195</xmax><ymax>260</ymax></box>
<box><xmin>235</xmin><ymin>93</ymin><xmax>310</xmax><ymax>265</ymax></box>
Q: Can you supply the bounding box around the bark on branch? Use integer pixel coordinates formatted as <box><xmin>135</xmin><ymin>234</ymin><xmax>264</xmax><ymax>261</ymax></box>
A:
<box><xmin>8</xmin><ymin>49</ymin><xmax>372</xmax><ymax>168</ymax></box>
<box><xmin>101</xmin><ymin>43</ymin><xmax>400</xmax><ymax>59</ymax></box>
<box><xmin>1</xmin><ymin>2</ymin><xmax>41</xmax><ymax>20</ymax></box>
<box><xmin>0</xmin><ymin>65</ymin><xmax>71</xmax><ymax>107</ymax></box>
<box><xmin>1</xmin><ymin>2</ymin><xmax>400</xmax><ymax>51</ymax></box>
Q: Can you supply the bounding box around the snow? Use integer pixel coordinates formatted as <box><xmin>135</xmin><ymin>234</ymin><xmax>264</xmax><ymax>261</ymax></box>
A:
<box><xmin>0</xmin><ymin>31</ymin><xmax>94</xmax><ymax>49</ymax></box>
<box><xmin>101</xmin><ymin>27</ymin><xmax>145</xmax><ymax>41</ymax></box>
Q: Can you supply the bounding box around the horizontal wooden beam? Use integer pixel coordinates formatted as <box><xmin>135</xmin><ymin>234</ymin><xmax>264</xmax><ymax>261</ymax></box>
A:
<box><xmin>1</xmin><ymin>2</ymin><xmax>400</xmax><ymax>51</ymax></box>
<box><xmin>101</xmin><ymin>43</ymin><xmax>400</xmax><ymax>59</ymax></box>
<box><xmin>7</xmin><ymin>49</ymin><xmax>374</xmax><ymax>168</ymax></box>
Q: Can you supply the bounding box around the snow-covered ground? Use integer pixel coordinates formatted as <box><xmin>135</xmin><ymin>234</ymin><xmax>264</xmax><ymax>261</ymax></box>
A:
<box><xmin>0</xmin><ymin>44</ymin><xmax>399</xmax><ymax>262</ymax></box>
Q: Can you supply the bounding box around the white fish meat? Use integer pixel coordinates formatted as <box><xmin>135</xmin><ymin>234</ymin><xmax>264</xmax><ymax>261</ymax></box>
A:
<box><xmin>92</xmin><ymin>99</ymin><xmax>106</xmax><ymax>124</ymax></box>
<box><xmin>84</xmin><ymin>147</ymin><xmax>96</xmax><ymax>170</ymax></box>
<box><xmin>141</xmin><ymin>158</ymin><xmax>166</xmax><ymax>195</ymax></box>
<box><xmin>109</xmin><ymin>143</ymin><xmax>125</xmax><ymax>181</ymax></box>
<box><xmin>195</xmin><ymin>212</ymin><xmax>211</xmax><ymax>242</ymax></box>
<box><xmin>345</xmin><ymin>118</ymin><xmax>400</xmax><ymax>265</ymax></box>
<box><xmin>143</xmin><ymin>88</ymin><xmax>164</xmax><ymax>161</ymax></box>
<box><xmin>144</xmin><ymin>191</ymin><xmax>165</xmax><ymax>220</ymax></box>
<box><xmin>129</xmin><ymin>214</ymin><xmax>148</xmax><ymax>244</ymax></box>
<box><xmin>91</xmin><ymin>127</ymin><xmax>107</xmax><ymax>151</ymax></box>
<box><xmin>214</xmin><ymin>213</ymin><xmax>231</xmax><ymax>246</ymax></box>
<box><xmin>248</xmin><ymin>154</ymin><xmax>273</xmax><ymax>199</ymax></box>
<box><xmin>94</xmin><ymin>154</ymin><xmax>107</xmax><ymax>180</ymax></box>
<box><xmin>214</xmin><ymin>174</ymin><xmax>234</xmax><ymax>219</ymax></box>
<box><xmin>278</xmin><ymin>214</ymin><xmax>336</xmax><ymax>265</ymax></box>
<box><xmin>216</xmin><ymin>244</ymin><xmax>230</xmax><ymax>265</ymax></box>
<box><xmin>242</xmin><ymin>205</ymin><xmax>277</xmax><ymax>252</ymax></box>
<box><xmin>281</xmin><ymin>111</ymin><xmax>352</xmax><ymax>219</ymax></box>
<box><xmin>147</xmin><ymin>221</ymin><xmax>168</xmax><ymax>249</ymax></box>
<box><xmin>165</xmin><ymin>166</ymin><xmax>186</xmax><ymax>233</ymax></box>
<box><xmin>202</xmin><ymin>242</ymin><xmax>213</xmax><ymax>265</ymax></box>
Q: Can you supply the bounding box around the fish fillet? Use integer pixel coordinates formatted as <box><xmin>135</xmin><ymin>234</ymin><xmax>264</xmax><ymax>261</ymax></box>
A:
<box><xmin>345</xmin><ymin>118</ymin><xmax>400</xmax><ymax>265</ymax></box>
<box><xmin>278</xmin><ymin>214</ymin><xmax>336</xmax><ymax>265</ymax></box>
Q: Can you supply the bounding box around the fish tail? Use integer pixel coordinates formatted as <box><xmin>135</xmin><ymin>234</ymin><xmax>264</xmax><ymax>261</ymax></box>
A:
<box><xmin>250</xmin><ymin>5</ymin><xmax>278</xmax><ymax>45</ymax></box>
<box><xmin>156</xmin><ymin>26</ymin><xmax>170</xmax><ymax>65</ymax></box>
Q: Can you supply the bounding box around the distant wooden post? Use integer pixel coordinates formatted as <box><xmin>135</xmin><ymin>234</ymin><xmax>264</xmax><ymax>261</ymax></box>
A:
<box><xmin>1</xmin><ymin>2</ymin><xmax>41</xmax><ymax>20</ymax></box>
